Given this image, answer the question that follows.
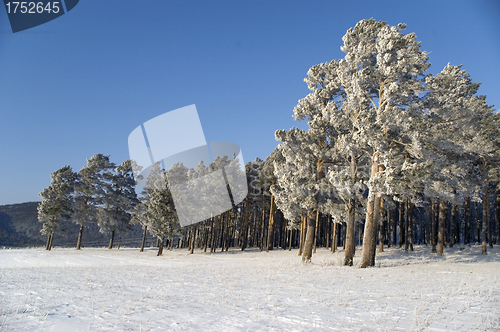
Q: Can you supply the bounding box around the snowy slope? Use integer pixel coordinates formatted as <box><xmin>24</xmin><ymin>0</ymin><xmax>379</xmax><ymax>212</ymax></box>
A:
<box><xmin>1</xmin><ymin>245</ymin><xmax>499</xmax><ymax>331</ymax></box>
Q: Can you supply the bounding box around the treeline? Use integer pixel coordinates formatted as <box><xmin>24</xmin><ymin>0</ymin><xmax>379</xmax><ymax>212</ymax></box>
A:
<box><xmin>38</xmin><ymin>19</ymin><xmax>500</xmax><ymax>268</ymax></box>
<box><xmin>38</xmin><ymin>155</ymin><xmax>139</xmax><ymax>250</ymax></box>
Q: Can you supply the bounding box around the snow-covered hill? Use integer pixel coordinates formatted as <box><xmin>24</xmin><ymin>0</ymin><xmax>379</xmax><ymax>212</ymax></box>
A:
<box><xmin>1</xmin><ymin>245</ymin><xmax>499</xmax><ymax>331</ymax></box>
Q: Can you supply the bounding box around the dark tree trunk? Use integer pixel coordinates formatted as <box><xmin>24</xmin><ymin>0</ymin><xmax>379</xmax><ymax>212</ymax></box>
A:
<box><xmin>465</xmin><ymin>198</ymin><xmax>471</xmax><ymax>245</ymax></box>
<box><xmin>406</xmin><ymin>199</ymin><xmax>414</xmax><ymax>252</ymax></box>
<box><xmin>190</xmin><ymin>225</ymin><xmax>197</xmax><ymax>254</ymax></box>
<box><xmin>140</xmin><ymin>226</ymin><xmax>147</xmax><ymax>252</ymax></box>
<box><xmin>496</xmin><ymin>189</ymin><xmax>500</xmax><ymax>245</ymax></box>
<box><xmin>450</xmin><ymin>204</ymin><xmax>458</xmax><ymax>247</ymax></box>
<box><xmin>482</xmin><ymin>182</ymin><xmax>490</xmax><ymax>254</ymax></box>
<box><xmin>379</xmin><ymin>199</ymin><xmax>385</xmax><ymax>253</ymax></box>
<box><xmin>259</xmin><ymin>207</ymin><xmax>266</xmax><ymax>250</ymax></box>
<box><xmin>108</xmin><ymin>230</ymin><xmax>115</xmax><ymax>249</ymax></box>
<box><xmin>370</xmin><ymin>195</ymin><xmax>382</xmax><ymax>265</ymax></box>
<box><xmin>332</xmin><ymin>222</ymin><xmax>338</xmax><ymax>253</ymax></box>
<box><xmin>302</xmin><ymin>210</ymin><xmax>316</xmax><ymax>262</ymax></box>
<box><xmin>313</xmin><ymin>210</ymin><xmax>320</xmax><ymax>253</ymax></box>
<box><xmin>240</xmin><ymin>201</ymin><xmax>249</xmax><ymax>251</ymax></box>
<box><xmin>438</xmin><ymin>200</ymin><xmax>446</xmax><ymax>255</ymax></box>
<box><xmin>48</xmin><ymin>232</ymin><xmax>54</xmax><ymax>250</ymax></box>
<box><xmin>266</xmin><ymin>195</ymin><xmax>276</xmax><ymax>251</ymax></box>
<box><xmin>476</xmin><ymin>202</ymin><xmax>481</xmax><ymax>244</ymax></box>
<box><xmin>45</xmin><ymin>233</ymin><xmax>52</xmax><ymax>250</ymax></box>
<box><xmin>211</xmin><ymin>216</ymin><xmax>218</xmax><ymax>252</ymax></box>
<box><xmin>299</xmin><ymin>214</ymin><xmax>306</xmax><ymax>256</ymax></box>
<box><xmin>157</xmin><ymin>236</ymin><xmax>165</xmax><ymax>256</ymax></box>
<box><xmin>431</xmin><ymin>200</ymin><xmax>438</xmax><ymax>253</ymax></box>
<box><xmin>399</xmin><ymin>201</ymin><xmax>405</xmax><ymax>248</ymax></box>
<box><xmin>344</xmin><ymin>198</ymin><xmax>356</xmax><ymax>266</ymax></box>
<box><xmin>203</xmin><ymin>220</ymin><xmax>209</xmax><ymax>252</ymax></box>
<box><xmin>76</xmin><ymin>224</ymin><xmax>84</xmax><ymax>250</ymax></box>
<box><xmin>392</xmin><ymin>204</ymin><xmax>398</xmax><ymax>246</ymax></box>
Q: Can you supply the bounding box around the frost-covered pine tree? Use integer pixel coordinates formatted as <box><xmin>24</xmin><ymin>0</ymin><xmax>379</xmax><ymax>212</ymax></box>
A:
<box><xmin>293</xmin><ymin>55</ymin><xmax>370</xmax><ymax>265</ymax></box>
<box><xmin>424</xmin><ymin>64</ymin><xmax>499</xmax><ymax>254</ymax></box>
<box><xmin>289</xmin><ymin>19</ymin><xmax>428</xmax><ymax>266</ymax></box>
<box><xmin>73</xmin><ymin>154</ymin><xmax>115</xmax><ymax>250</ymax></box>
<box><xmin>143</xmin><ymin>165</ymin><xmax>180</xmax><ymax>256</ymax></box>
<box><xmin>38</xmin><ymin>165</ymin><xmax>78</xmax><ymax>250</ymax></box>
<box><xmin>332</xmin><ymin>19</ymin><xmax>429</xmax><ymax>268</ymax></box>
<box><xmin>131</xmin><ymin>161</ymin><xmax>163</xmax><ymax>252</ymax></box>
<box><xmin>242</xmin><ymin>158</ymin><xmax>265</xmax><ymax>251</ymax></box>
<box><xmin>273</xmin><ymin>128</ymin><xmax>340</xmax><ymax>262</ymax></box>
<box><xmin>97</xmin><ymin>160</ymin><xmax>139</xmax><ymax>249</ymax></box>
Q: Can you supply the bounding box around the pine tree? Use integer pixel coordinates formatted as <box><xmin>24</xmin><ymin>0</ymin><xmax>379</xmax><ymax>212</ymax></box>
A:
<box><xmin>273</xmin><ymin>128</ymin><xmax>340</xmax><ymax>262</ymax></box>
<box><xmin>73</xmin><ymin>154</ymin><xmax>115</xmax><ymax>250</ymax></box>
<box><xmin>97</xmin><ymin>160</ymin><xmax>139</xmax><ymax>249</ymax></box>
<box><xmin>144</xmin><ymin>170</ymin><xmax>180</xmax><ymax>256</ymax></box>
<box><xmin>333</xmin><ymin>19</ymin><xmax>430</xmax><ymax>268</ymax></box>
<box><xmin>38</xmin><ymin>166</ymin><xmax>78</xmax><ymax>250</ymax></box>
<box><xmin>131</xmin><ymin>161</ymin><xmax>163</xmax><ymax>252</ymax></box>
<box><xmin>424</xmin><ymin>64</ymin><xmax>499</xmax><ymax>254</ymax></box>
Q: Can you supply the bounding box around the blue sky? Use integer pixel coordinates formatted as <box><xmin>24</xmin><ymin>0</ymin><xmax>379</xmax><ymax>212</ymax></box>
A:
<box><xmin>0</xmin><ymin>0</ymin><xmax>499</xmax><ymax>205</ymax></box>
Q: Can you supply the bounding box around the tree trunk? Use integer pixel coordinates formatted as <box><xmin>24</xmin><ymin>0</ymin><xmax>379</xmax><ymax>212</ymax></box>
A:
<box><xmin>259</xmin><ymin>207</ymin><xmax>266</xmax><ymax>250</ymax></box>
<box><xmin>298</xmin><ymin>214</ymin><xmax>306</xmax><ymax>256</ymax></box>
<box><xmin>360</xmin><ymin>197</ymin><xmax>377</xmax><ymax>268</ymax></box>
<box><xmin>302</xmin><ymin>210</ymin><xmax>316</xmax><ymax>262</ymax></box>
<box><xmin>266</xmin><ymin>194</ymin><xmax>276</xmax><ymax>251</ymax></box>
<box><xmin>332</xmin><ymin>222</ymin><xmax>338</xmax><ymax>253</ymax></box>
<box><xmin>344</xmin><ymin>198</ymin><xmax>356</xmax><ymax>266</ymax></box>
<box><xmin>313</xmin><ymin>210</ymin><xmax>320</xmax><ymax>253</ymax></box>
<box><xmin>465</xmin><ymin>198</ymin><xmax>471</xmax><ymax>245</ymax></box>
<box><xmin>360</xmin><ymin>159</ymin><xmax>380</xmax><ymax>268</ymax></box>
<box><xmin>405</xmin><ymin>198</ymin><xmax>413</xmax><ymax>252</ymax></box>
<box><xmin>76</xmin><ymin>224</ymin><xmax>84</xmax><ymax>250</ymax></box>
<box><xmin>450</xmin><ymin>204</ymin><xmax>457</xmax><ymax>247</ymax></box>
<box><xmin>45</xmin><ymin>233</ymin><xmax>52</xmax><ymax>250</ymax></box>
<box><xmin>140</xmin><ymin>226</ymin><xmax>147</xmax><ymax>252</ymax></box>
<box><xmin>379</xmin><ymin>198</ymin><xmax>385</xmax><ymax>253</ymax></box>
<box><xmin>48</xmin><ymin>231</ymin><xmax>54</xmax><ymax>250</ymax></box>
<box><xmin>391</xmin><ymin>206</ymin><xmax>397</xmax><ymax>247</ymax></box>
<box><xmin>342</xmin><ymin>223</ymin><xmax>346</xmax><ymax>249</ymax></box>
<box><xmin>157</xmin><ymin>236</ymin><xmax>165</xmax><ymax>256</ymax></box>
<box><xmin>190</xmin><ymin>225</ymin><xmax>197</xmax><ymax>254</ymax></box>
<box><xmin>399</xmin><ymin>201</ymin><xmax>405</xmax><ymax>248</ymax></box>
<box><xmin>240</xmin><ymin>200</ymin><xmax>249</xmax><ymax>251</ymax></box>
<box><xmin>438</xmin><ymin>200</ymin><xmax>446</xmax><ymax>255</ymax></box>
<box><xmin>108</xmin><ymin>230</ymin><xmax>115</xmax><ymax>249</ymax></box>
<box><xmin>211</xmin><ymin>216</ymin><xmax>218</xmax><ymax>252</ymax></box>
<box><xmin>370</xmin><ymin>194</ymin><xmax>382</xmax><ymax>264</ymax></box>
<box><xmin>482</xmin><ymin>182</ymin><xmax>490</xmax><ymax>254</ymax></box>
<box><xmin>431</xmin><ymin>200</ymin><xmax>438</xmax><ymax>252</ymax></box>
<box><xmin>496</xmin><ymin>189</ymin><xmax>500</xmax><ymax>245</ymax></box>
<box><xmin>476</xmin><ymin>202</ymin><xmax>481</xmax><ymax>244</ymax></box>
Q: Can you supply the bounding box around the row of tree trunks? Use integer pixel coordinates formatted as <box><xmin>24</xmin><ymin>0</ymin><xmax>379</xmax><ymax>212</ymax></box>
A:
<box><xmin>135</xmin><ymin>183</ymin><xmax>500</xmax><ymax>259</ymax></box>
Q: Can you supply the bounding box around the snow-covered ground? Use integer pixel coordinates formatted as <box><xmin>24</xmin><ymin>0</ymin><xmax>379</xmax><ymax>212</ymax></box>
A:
<box><xmin>1</xmin><ymin>245</ymin><xmax>499</xmax><ymax>331</ymax></box>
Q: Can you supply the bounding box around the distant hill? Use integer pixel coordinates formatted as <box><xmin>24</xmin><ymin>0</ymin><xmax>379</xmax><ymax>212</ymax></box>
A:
<box><xmin>0</xmin><ymin>202</ymin><xmax>156</xmax><ymax>248</ymax></box>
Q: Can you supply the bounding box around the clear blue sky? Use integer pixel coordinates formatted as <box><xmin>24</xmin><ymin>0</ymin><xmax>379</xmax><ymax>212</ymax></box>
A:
<box><xmin>0</xmin><ymin>0</ymin><xmax>499</xmax><ymax>205</ymax></box>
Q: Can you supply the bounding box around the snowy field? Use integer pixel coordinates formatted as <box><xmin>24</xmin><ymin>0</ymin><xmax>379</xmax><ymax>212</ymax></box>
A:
<box><xmin>1</xmin><ymin>245</ymin><xmax>499</xmax><ymax>332</ymax></box>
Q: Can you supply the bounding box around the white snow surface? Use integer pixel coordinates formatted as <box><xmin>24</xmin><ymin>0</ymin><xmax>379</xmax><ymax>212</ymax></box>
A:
<box><xmin>1</xmin><ymin>245</ymin><xmax>499</xmax><ymax>331</ymax></box>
